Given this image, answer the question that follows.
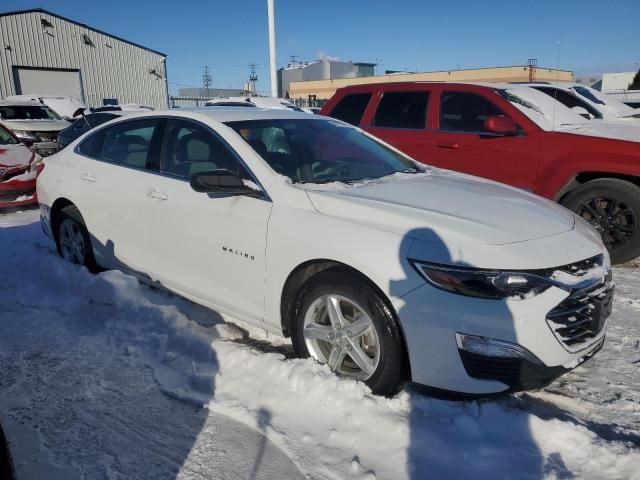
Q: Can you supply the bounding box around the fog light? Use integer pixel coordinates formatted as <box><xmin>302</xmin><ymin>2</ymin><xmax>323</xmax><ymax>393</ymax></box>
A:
<box><xmin>455</xmin><ymin>333</ymin><xmax>543</xmax><ymax>365</ymax></box>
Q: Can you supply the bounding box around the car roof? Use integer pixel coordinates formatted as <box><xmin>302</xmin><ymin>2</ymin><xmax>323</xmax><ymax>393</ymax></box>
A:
<box><xmin>131</xmin><ymin>107</ymin><xmax>316</xmax><ymax>123</ymax></box>
<box><xmin>0</xmin><ymin>100</ymin><xmax>48</xmax><ymax>107</ymax></box>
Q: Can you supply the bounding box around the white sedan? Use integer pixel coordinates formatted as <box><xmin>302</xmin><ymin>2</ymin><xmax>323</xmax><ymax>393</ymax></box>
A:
<box><xmin>37</xmin><ymin>108</ymin><xmax>613</xmax><ymax>395</ymax></box>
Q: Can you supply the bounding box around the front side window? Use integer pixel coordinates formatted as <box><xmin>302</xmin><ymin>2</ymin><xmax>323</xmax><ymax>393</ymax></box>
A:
<box><xmin>328</xmin><ymin>93</ymin><xmax>372</xmax><ymax>126</ymax></box>
<box><xmin>373</xmin><ymin>91</ymin><xmax>429</xmax><ymax>129</ymax></box>
<box><xmin>440</xmin><ymin>91</ymin><xmax>509</xmax><ymax>133</ymax></box>
<box><xmin>0</xmin><ymin>105</ymin><xmax>61</xmax><ymax>120</ymax></box>
<box><xmin>227</xmin><ymin>118</ymin><xmax>421</xmax><ymax>184</ymax></box>
<box><xmin>161</xmin><ymin>119</ymin><xmax>250</xmax><ymax>180</ymax></box>
<box><xmin>0</xmin><ymin>125</ymin><xmax>18</xmax><ymax>145</ymax></box>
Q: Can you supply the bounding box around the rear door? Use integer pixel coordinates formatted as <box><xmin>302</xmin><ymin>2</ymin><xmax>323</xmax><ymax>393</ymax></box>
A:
<box><xmin>72</xmin><ymin>117</ymin><xmax>163</xmax><ymax>273</ymax></box>
<box><xmin>429</xmin><ymin>86</ymin><xmax>540</xmax><ymax>190</ymax></box>
<box><xmin>362</xmin><ymin>85</ymin><xmax>432</xmax><ymax>161</ymax></box>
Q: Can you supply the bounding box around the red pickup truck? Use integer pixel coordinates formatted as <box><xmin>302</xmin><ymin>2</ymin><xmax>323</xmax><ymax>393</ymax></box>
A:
<box><xmin>321</xmin><ymin>82</ymin><xmax>640</xmax><ymax>264</ymax></box>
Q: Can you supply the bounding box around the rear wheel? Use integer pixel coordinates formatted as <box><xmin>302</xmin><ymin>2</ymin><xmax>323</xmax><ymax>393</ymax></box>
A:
<box><xmin>291</xmin><ymin>269</ymin><xmax>407</xmax><ymax>396</ymax></box>
<box><xmin>54</xmin><ymin>206</ymin><xmax>98</xmax><ymax>272</ymax></box>
<box><xmin>561</xmin><ymin>179</ymin><xmax>640</xmax><ymax>265</ymax></box>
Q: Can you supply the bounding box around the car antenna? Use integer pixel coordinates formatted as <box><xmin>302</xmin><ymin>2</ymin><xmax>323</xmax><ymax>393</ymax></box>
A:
<box><xmin>552</xmin><ymin>38</ymin><xmax>561</xmax><ymax>132</ymax></box>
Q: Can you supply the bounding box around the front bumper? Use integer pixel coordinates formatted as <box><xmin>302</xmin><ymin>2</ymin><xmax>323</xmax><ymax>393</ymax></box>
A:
<box><xmin>0</xmin><ymin>177</ymin><xmax>37</xmax><ymax>209</ymax></box>
<box><xmin>393</xmin><ymin>273</ymin><xmax>612</xmax><ymax>395</ymax></box>
<box><xmin>31</xmin><ymin>141</ymin><xmax>59</xmax><ymax>157</ymax></box>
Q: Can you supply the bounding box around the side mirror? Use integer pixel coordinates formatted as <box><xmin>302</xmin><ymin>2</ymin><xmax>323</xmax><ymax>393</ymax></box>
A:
<box><xmin>190</xmin><ymin>169</ymin><xmax>259</xmax><ymax>195</ymax></box>
<box><xmin>72</xmin><ymin>107</ymin><xmax>86</xmax><ymax>118</ymax></box>
<box><xmin>483</xmin><ymin>115</ymin><xmax>519</xmax><ymax>136</ymax></box>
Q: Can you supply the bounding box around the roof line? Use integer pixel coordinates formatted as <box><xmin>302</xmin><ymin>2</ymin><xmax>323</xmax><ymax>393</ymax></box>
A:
<box><xmin>0</xmin><ymin>8</ymin><xmax>166</xmax><ymax>57</ymax></box>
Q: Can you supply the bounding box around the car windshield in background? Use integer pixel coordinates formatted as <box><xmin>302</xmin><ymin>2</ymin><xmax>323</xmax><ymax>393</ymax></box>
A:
<box><xmin>226</xmin><ymin>118</ymin><xmax>421</xmax><ymax>184</ymax></box>
<box><xmin>0</xmin><ymin>105</ymin><xmax>61</xmax><ymax>120</ymax></box>
<box><xmin>0</xmin><ymin>126</ymin><xmax>19</xmax><ymax>145</ymax></box>
<box><xmin>572</xmin><ymin>86</ymin><xmax>606</xmax><ymax>105</ymax></box>
<box><xmin>497</xmin><ymin>90</ymin><xmax>544</xmax><ymax>115</ymax></box>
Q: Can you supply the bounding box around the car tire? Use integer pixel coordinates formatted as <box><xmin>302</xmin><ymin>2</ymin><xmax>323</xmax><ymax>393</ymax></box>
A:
<box><xmin>54</xmin><ymin>206</ymin><xmax>98</xmax><ymax>272</ymax></box>
<box><xmin>291</xmin><ymin>269</ymin><xmax>407</xmax><ymax>396</ymax></box>
<box><xmin>561</xmin><ymin>178</ymin><xmax>640</xmax><ymax>265</ymax></box>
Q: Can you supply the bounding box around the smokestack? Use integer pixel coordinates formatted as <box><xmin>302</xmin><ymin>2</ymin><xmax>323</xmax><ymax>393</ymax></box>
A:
<box><xmin>267</xmin><ymin>0</ymin><xmax>277</xmax><ymax>98</ymax></box>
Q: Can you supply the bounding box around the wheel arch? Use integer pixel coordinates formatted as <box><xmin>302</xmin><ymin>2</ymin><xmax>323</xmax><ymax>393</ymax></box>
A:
<box><xmin>555</xmin><ymin>172</ymin><xmax>640</xmax><ymax>203</ymax></box>
<box><xmin>50</xmin><ymin>197</ymin><xmax>79</xmax><ymax>235</ymax></box>
<box><xmin>280</xmin><ymin>258</ymin><xmax>412</xmax><ymax>379</ymax></box>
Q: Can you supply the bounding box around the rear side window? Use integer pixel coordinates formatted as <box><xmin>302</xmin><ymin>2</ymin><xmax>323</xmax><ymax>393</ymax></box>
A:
<box><xmin>328</xmin><ymin>93</ymin><xmax>372</xmax><ymax>126</ymax></box>
<box><xmin>374</xmin><ymin>91</ymin><xmax>429</xmax><ymax>129</ymax></box>
<box><xmin>78</xmin><ymin>118</ymin><xmax>161</xmax><ymax>169</ymax></box>
<box><xmin>440</xmin><ymin>91</ymin><xmax>507</xmax><ymax>133</ymax></box>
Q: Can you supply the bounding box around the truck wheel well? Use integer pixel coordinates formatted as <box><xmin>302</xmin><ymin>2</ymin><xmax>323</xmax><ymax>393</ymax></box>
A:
<box><xmin>557</xmin><ymin>172</ymin><xmax>640</xmax><ymax>203</ymax></box>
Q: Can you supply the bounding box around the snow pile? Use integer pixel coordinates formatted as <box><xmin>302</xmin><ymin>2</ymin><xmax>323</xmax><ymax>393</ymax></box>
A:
<box><xmin>1</xmin><ymin>209</ymin><xmax>640</xmax><ymax>479</ymax></box>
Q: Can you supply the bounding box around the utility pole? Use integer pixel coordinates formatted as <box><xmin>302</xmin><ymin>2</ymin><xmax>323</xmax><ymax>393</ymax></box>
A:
<box><xmin>247</xmin><ymin>63</ymin><xmax>258</xmax><ymax>95</ymax></box>
<box><xmin>202</xmin><ymin>65</ymin><xmax>213</xmax><ymax>97</ymax></box>
<box><xmin>289</xmin><ymin>55</ymin><xmax>299</xmax><ymax>68</ymax></box>
<box><xmin>267</xmin><ymin>0</ymin><xmax>277</xmax><ymax>98</ymax></box>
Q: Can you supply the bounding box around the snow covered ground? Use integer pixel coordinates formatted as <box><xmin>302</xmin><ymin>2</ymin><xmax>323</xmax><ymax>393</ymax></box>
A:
<box><xmin>1</xmin><ymin>207</ymin><xmax>639</xmax><ymax>480</ymax></box>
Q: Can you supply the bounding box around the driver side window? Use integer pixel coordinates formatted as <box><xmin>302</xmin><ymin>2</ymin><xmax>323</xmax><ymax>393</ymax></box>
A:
<box><xmin>160</xmin><ymin>119</ymin><xmax>250</xmax><ymax>180</ymax></box>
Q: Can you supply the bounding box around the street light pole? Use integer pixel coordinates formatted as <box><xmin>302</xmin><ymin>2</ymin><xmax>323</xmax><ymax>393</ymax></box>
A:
<box><xmin>267</xmin><ymin>0</ymin><xmax>277</xmax><ymax>98</ymax></box>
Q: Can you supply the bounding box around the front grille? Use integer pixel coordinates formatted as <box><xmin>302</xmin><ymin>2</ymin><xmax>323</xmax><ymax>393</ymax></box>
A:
<box><xmin>34</xmin><ymin>131</ymin><xmax>58</xmax><ymax>142</ymax></box>
<box><xmin>546</xmin><ymin>275</ymin><xmax>614</xmax><ymax>352</ymax></box>
<box><xmin>0</xmin><ymin>188</ymin><xmax>34</xmax><ymax>203</ymax></box>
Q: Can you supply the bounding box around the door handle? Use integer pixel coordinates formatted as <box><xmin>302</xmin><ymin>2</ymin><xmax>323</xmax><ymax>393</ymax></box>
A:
<box><xmin>80</xmin><ymin>172</ymin><xmax>97</xmax><ymax>182</ymax></box>
<box><xmin>147</xmin><ymin>189</ymin><xmax>168</xmax><ymax>200</ymax></box>
<box><xmin>435</xmin><ymin>141</ymin><xmax>459</xmax><ymax>150</ymax></box>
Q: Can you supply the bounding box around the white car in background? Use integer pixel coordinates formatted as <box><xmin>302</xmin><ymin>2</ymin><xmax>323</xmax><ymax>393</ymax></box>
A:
<box><xmin>37</xmin><ymin>108</ymin><xmax>613</xmax><ymax>396</ymax></box>
<box><xmin>0</xmin><ymin>100</ymin><xmax>70</xmax><ymax>156</ymax></box>
<box><xmin>523</xmin><ymin>82</ymin><xmax>640</xmax><ymax>123</ymax></box>
<box><xmin>6</xmin><ymin>94</ymin><xmax>88</xmax><ymax>121</ymax></box>
<box><xmin>206</xmin><ymin>96</ymin><xmax>306</xmax><ymax>112</ymax></box>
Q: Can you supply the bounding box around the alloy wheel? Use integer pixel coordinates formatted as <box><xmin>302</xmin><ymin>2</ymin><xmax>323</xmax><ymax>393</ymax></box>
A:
<box><xmin>576</xmin><ymin>197</ymin><xmax>637</xmax><ymax>249</ymax></box>
<box><xmin>59</xmin><ymin>218</ymin><xmax>86</xmax><ymax>264</ymax></box>
<box><xmin>302</xmin><ymin>294</ymin><xmax>380</xmax><ymax>380</ymax></box>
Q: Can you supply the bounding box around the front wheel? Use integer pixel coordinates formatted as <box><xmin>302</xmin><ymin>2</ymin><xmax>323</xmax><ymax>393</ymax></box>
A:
<box><xmin>561</xmin><ymin>179</ymin><xmax>640</xmax><ymax>265</ymax></box>
<box><xmin>291</xmin><ymin>269</ymin><xmax>407</xmax><ymax>396</ymax></box>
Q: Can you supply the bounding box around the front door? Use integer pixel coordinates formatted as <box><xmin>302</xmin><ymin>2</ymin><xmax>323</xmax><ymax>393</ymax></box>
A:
<box><xmin>430</xmin><ymin>88</ymin><xmax>540</xmax><ymax>190</ymax></box>
<box><xmin>143</xmin><ymin>118</ymin><xmax>272</xmax><ymax>321</ymax></box>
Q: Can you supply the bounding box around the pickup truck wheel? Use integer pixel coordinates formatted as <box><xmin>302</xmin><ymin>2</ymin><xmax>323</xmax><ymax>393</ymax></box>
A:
<box><xmin>562</xmin><ymin>179</ymin><xmax>640</xmax><ymax>265</ymax></box>
<box><xmin>54</xmin><ymin>206</ymin><xmax>98</xmax><ymax>272</ymax></box>
<box><xmin>291</xmin><ymin>269</ymin><xmax>406</xmax><ymax>396</ymax></box>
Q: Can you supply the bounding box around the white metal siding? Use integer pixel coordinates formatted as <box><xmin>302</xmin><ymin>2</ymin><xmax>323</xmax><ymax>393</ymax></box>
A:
<box><xmin>15</xmin><ymin>68</ymin><xmax>83</xmax><ymax>98</ymax></box>
<box><xmin>0</xmin><ymin>11</ymin><xmax>168</xmax><ymax>109</ymax></box>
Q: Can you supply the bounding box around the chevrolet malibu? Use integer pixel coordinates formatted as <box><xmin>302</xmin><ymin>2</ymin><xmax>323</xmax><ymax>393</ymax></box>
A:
<box><xmin>37</xmin><ymin>108</ymin><xmax>614</xmax><ymax>395</ymax></box>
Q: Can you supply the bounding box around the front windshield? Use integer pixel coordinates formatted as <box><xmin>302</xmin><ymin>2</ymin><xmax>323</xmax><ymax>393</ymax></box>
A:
<box><xmin>226</xmin><ymin>118</ymin><xmax>421</xmax><ymax>184</ymax></box>
<box><xmin>0</xmin><ymin>105</ymin><xmax>62</xmax><ymax>120</ymax></box>
<box><xmin>0</xmin><ymin>125</ymin><xmax>19</xmax><ymax>145</ymax></box>
<box><xmin>572</xmin><ymin>86</ymin><xmax>605</xmax><ymax>105</ymax></box>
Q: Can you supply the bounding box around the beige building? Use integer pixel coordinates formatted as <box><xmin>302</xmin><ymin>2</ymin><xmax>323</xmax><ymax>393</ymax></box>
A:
<box><xmin>289</xmin><ymin>65</ymin><xmax>573</xmax><ymax>101</ymax></box>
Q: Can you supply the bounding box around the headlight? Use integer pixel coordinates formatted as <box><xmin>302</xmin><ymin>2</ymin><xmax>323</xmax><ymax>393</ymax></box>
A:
<box><xmin>411</xmin><ymin>261</ymin><xmax>553</xmax><ymax>300</ymax></box>
<box><xmin>12</xmin><ymin>130</ymin><xmax>38</xmax><ymax>141</ymax></box>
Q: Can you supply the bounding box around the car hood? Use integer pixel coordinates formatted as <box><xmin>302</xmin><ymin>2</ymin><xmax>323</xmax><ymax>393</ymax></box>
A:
<box><xmin>556</xmin><ymin>121</ymin><xmax>640</xmax><ymax>142</ymax></box>
<box><xmin>1</xmin><ymin>119</ymin><xmax>70</xmax><ymax>132</ymax></box>
<box><xmin>304</xmin><ymin>170</ymin><xmax>575</xmax><ymax>246</ymax></box>
<box><xmin>0</xmin><ymin>143</ymin><xmax>33</xmax><ymax>168</ymax></box>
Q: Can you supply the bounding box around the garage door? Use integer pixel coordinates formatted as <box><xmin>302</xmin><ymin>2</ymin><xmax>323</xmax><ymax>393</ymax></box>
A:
<box><xmin>14</xmin><ymin>68</ymin><xmax>83</xmax><ymax>100</ymax></box>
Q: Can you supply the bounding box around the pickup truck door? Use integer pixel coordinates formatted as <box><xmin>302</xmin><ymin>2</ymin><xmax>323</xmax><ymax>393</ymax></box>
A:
<box><xmin>429</xmin><ymin>86</ymin><xmax>540</xmax><ymax>191</ymax></box>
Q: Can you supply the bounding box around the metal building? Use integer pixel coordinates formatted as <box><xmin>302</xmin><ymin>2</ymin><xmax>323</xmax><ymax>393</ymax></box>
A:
<box><xmin>0</xmin><ymin>8</ymin><xmax>168</xmax><ymax>109</ymax></box>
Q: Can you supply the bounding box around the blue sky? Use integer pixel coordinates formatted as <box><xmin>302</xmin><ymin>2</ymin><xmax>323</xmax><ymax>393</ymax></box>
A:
<box><xmin>3</xmin><ymin>0</ymin><xmax>639</xmax><ymax>95</ymax></box>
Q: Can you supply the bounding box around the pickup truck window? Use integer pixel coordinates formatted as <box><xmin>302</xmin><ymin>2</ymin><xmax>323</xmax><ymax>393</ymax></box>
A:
<box><xmin>329</xmin><ymin>93</ymin><xmax>372</xmax><ymax>126</ymax></box>
<box><xmin>440</xmin><ymin>91</ymin><xmax>506</xmax><ymax>133</ymax></box>
<box><xmin>373</xmin><ymin>91</ymin><xmax>429</xmax><ymax>129</ymax></box>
